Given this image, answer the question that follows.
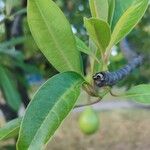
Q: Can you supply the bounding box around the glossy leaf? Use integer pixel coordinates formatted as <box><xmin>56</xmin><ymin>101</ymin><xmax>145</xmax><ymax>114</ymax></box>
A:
<box><xmin>89</xmin><ymin>0</ymin><xmax>109</xmax><ymax>21</ymax></box>
<box><xmin>84</xmin><ymin>18</ymin><xmax>111</xmax><ymax>52</ymax></box>
<box><xmin>17</xmin><ymin>72</ymin><xmax>85</xmax><ymax>150</ymax></box>
<box><xmin>124</xmin><ymin>84</ymin><xmax>150</xmax><ymax>104</ymax></box>
<box><xmin>27</xmin><ymin>0</ymin><xmax>82</xmax><ymax>74</ymax></box>
<box><xmin>111</xmin><ymin>0</ymin><xmax>134</xmax><ymax>29</ymax></box>
<box><xmin>75</xmin><ymin>36</ymin><xmax>100</xmax><ymax>63</ymax></box>
<box><xmin>109</xmin><ymin>0</ymin><xmax>149</xmax><ymax>48</ymax></box>
<box><xmin>0</xmin><ymin>66</ymin><xmax>21</xmax><ymax>111</ymax></box>
<box><xmin>0</xmin><ymin>118</ymin><xmax>21</xmax><ymax>140</ymax></box>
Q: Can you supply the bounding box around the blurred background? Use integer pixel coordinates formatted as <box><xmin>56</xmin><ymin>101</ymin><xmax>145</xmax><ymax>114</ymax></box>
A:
<box><xmin>0</xmin><ymin>0</ymin><xmax>150</xmax><ymax>150</ymax></box>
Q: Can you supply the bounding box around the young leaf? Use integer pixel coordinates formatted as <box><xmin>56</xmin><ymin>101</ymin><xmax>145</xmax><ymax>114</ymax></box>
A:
<box><xmin>17</xmin><ymin>72</ymin><xmax>85</xmax><ymax>150</ymax></box>
<box><xmin>0</xmin><ymin>66</ymin><xmax>21</xmax><ymax>111</ymax></box>
<box><xmin>88</xmin><ymin>40</ymin><xmax>102</xmax><ymax>80</ymax></box>
<box><xmin>89</xmin><ymin>0</ymin><xmax>109</xmax><ymax>21</ymax></box>
<box><xmin>109</xmin><ymin>0</ymin><xmax>149</xmax><ymax>48</ymax></box>
<box><xmin>108</xmin><ymin>0</ymin><xmax>115</xmax><ymax>26</ymax></box>
<box><xmin>123</xmin><ymin>84</ymin><xmax>150</xmax><ymax>104</ymax></box>
<box><xmin>27</xmin><ymin>0</ymin><xmax>82</xmax><ymax>74</ymax></box>
<box><xmin>84</xmin><ymin>18</ymin><xmax>111</xmax><ymax>52</ymax></box>
<box><xmin>75</xmin><ymin>36</ymin><xmax>100</xmax><ymax>63</ymax></box>
<box><xmin>0</xmin><ymin>118</ymin><xmax>21</xmax><ymax>140</ymax></box>
<box><xmin>111</xmin><ymin>0</ymin><xmax>134</xmax><ymax>29</ymax></box>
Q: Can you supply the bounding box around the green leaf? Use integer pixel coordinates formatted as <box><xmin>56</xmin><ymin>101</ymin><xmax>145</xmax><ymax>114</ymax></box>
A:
<box><xmin>27</xmin><ymin>0</ymin><xmax>82</xmax><ymax>74</ymax></box>
<box><xmin>0</xmin><ymin>37</ymin><xmax>26</xmax><ymax>49</ymax></box>
<box><xmin>89</xmin><ymin>0</ymin><xmax>109</xmax><ymax>21</ymax></box>
<box><xmin>111</xmin><ymin>0</ymin><xmax>134</xmax><ymax>30</ymax></box>
<box><xmin>88</xmin><ymin>52</ymin><xmax>102</xmax><ymax>81</ymax></box>
<box><xmin>88</xmin><ymin>40</ymin><xmax>102</xmax><ymax>80</ymax></box>
<box><xmin>17</xmin><ymin>72</ymin><xmax>85</xmax><ymax>150</ymax></box>
<box><xmin>93</xmin><ymin>50</ymin><xmax>102</xmax><ymax>74</ymax></box>
<box><xmin>0</xmin><ymin>66</ymin><xmax>21</xmax><ymax>111</ymax></box>
<box><xmin>84</xmin><ymin>18</ymin><xmax>111</xmax><ymax>52</ymax></box>
<box><xmin>109</xmin><ymin>0</ymin><xmax>149</xmax><ymax>48</ymax></box>
<box><xmin>0</xmin><ymin>49</ymin><xmax>23</xmax><ymax>60</ymax></box>
<box><xmin>0</xmin><ymin>118</ymin><xmax>21</xmax><ymax>140</ymax></box>
<box><xmin>123</xmin><ymin>84</ymin><xmax>150</xmax><ymax>104</ymax></box>
<box><xmin>75</xmin><ymin>36</ymin><xmax>100</xmax><ymax>63</ymax></box>
<box><xmin>108</xmin><ymin>0</ymin><xmax>116</xmax><ymax>26</ymax></box>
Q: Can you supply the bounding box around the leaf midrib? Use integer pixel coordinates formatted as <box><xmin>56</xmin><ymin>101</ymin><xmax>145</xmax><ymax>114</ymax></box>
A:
<box><xmin>93</xmin><ymin>0</ymin><xmax>98</xmax><ymax>18</ymax></box>
<box><xmin>27</xmin><ymin>80</ymin><xmax>81</xmax><ymax>149</ymax></box>
<box><xmin>110</xmin><ymin>2</ymin><xmax>144</xmax><ymax>47</ymax></box>
<box><xmin>35</xmin><ymin>0</ymin><xmax>74</xmax><ymax>71</ymax></box>
<box><xmin>125</xmin><ymin>92</ymin><xmax>150</xmax><ymax>98</ymax></box>
<box><xmin>0</xmin><ymin>125</ymin><xmax>20</xmax><ymax>140</ymax></box>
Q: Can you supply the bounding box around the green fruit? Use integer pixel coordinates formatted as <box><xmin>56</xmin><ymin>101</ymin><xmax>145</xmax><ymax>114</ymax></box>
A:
<box><xmin>78</xmin><ymin>107</ymin><xmax>99</xmax><ymax>135</ymax></box>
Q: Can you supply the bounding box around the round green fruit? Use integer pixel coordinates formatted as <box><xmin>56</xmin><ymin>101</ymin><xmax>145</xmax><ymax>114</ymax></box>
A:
<box><xmin>78</xmin><ymin>107</ymin><xmax>99</xmax><ymax>135</ymax></box>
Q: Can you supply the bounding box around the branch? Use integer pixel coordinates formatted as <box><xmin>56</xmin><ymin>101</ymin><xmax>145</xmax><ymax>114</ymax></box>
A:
<box><xmin>11</xmin><ymin>0</ymin><xmax>27</xmax><ymax>38</ymax></box>
<box><xmin>11</xmin><ymin>0</ymin><xmax>30</xmax><ymax>107</ymax></box>
<box><xmin>11</xmin><ymin>15</ymin><xmax>23</xmax><ymax>38</ymax></box>
<box><xmin>120</xmin><ymin>38</ymin><xmax>137</xmax><ymax>62</ymax></box>
<box><xmin>74</xmin><ymin>99</ymin><xmax>101</xmax><ymax>109</ymax></box>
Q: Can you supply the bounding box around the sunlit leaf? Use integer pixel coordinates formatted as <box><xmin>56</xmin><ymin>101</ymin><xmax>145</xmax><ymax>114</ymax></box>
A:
<box><xmin>124</xmin><ymin>84</ymin><xmax>150</xmax><ymax>104</ymax></box>
<box><xmin>17</xmin><ymin>72</ymin><xmax>85</xmax><ymax>150</ymax></box>
<box><xmin>111</xmin><ymin>0</ymin><xmax>134</xmax><ymax>29</ymax></box>
<box><xmin>84</xmin><ymin>18</ymin><xmax>111</xmax><ymax>52</ymax></box>
<box><xmin>27</xmin><ymin>0</ymin><xmax>83</xmax><ymax>74</ymax></box>
<box><xmin>89</xmin><ymin>0</ymin><xmax>109</xmax><ymax>21</ymax></box>
<box><xmin>0</xmin><ymin>66</ymin><xmax>21</xmax><ymax>111</ymax></box>
<box><xmin>108</xmin><ymin>0</ymin><xmax>149</xmax><ymax>48</ymax></box>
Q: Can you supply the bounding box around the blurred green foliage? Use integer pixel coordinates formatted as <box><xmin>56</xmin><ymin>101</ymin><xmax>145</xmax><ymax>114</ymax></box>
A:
<box><xmin>0</xmin><ymin>0</ymin><xmax>149</xmax><ymax>92</ymax></box>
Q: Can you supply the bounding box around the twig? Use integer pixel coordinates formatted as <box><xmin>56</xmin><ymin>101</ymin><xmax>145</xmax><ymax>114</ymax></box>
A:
<box><xmin>10</xmin><ymin>0</ymin><xmax>30</xmax><ymax>107</ymax></box>
<box><xmin>0</xmin><ymin>104</ymin><xmax>17</xmax><ymax>121</ymax></box>
<box><xmin>109</xmin><ymin>90</ymin><xmax>120</xmax><ymax>97</ymax></box>
<box><xmin>74</xmin><ymin>98</ymin><xmax>102</xmax><ymax>109</ymax></box>
<box><xmin>120</xmin><ymin>38</ymin><xmax>137</xmax><ymax>62</ymax></box>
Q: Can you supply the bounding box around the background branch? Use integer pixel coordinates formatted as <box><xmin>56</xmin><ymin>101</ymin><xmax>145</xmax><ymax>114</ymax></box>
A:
<box><xmin>120</xmin><ymin>38</ymin><xmax>138</xmax><ymax>62</ymax></box>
